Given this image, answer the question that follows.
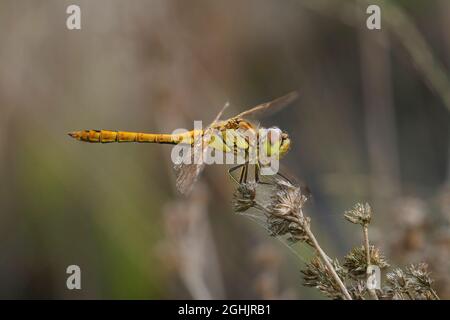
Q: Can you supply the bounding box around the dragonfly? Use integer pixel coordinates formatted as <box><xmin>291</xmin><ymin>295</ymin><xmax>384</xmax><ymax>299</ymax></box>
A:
<box><xmin>68</xmin><ymin>91</ymin><xmax>298</xmax><ymax>195</ymax></box>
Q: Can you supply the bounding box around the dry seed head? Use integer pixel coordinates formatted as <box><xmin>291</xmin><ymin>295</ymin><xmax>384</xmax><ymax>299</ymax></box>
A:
<box><xmin>344</xmin><ymin>203</ymin><xmax>372</xmax><ymax>226</ymax></box>
<box><xmin>301</xmin><ymin>256</ymin><xmax>348</xmax><ymax>300</ymax></box>
<box><xmin>266</xmin><ymin>179</ymin><xmax>307</xmax><ymax>218</ymax></box>
<box><xmin>405</xmin><ymin>263</ymin><xmax>434</xmax><ymax>293</ymax></box>
<box><xmin>266</xmin><ymin>216</ymin><xmax>312</xmax><ymax>244</ymax></box>
<box><xmin>232</xmin><ymin>182</ymin><xmax>257</xmax><ymax>212</ymax></box>
<box><xmin>348</xmin><ymin>279</ymin><xmax>368</xmax><ymax>300</ymax></box>
<box><xmin>288</xmin><ymin>217</ymin><xmax>313</xmax><ymax>245</ymax></box>
<box><xmin>344</xmin><ymin>245</ymin><xmax>389</xmax><ymax>278</ymax></box>
<box><xmin>386</xmin><ymin>268</ymin><xmax>408</xmax><ymax>288</ymax></box>
<box><xmin>384</xmin><ymin>268</ymin><xmax>409</xmax><ymax>299</ymax></box>
<box><xmin>384</xmin><ymin>263</ymin><xmax>438</xmax><ymax>300</ymax></box>
<box><xmin>267</xmin><ymin>216</ymin><xmax>291</xmax><ymax>236</ymax></box>
<box><xmin>264</xmin><ymin>179</ymin><xmax>310</xmax><ymax>244</ymax></box>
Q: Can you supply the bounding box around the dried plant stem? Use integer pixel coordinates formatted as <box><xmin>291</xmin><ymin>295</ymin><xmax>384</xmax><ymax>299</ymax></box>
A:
<box><xmin>363</xmin><ymin>225</ymin><xmax>379</xmax><ymax>300</ymax></box>
<box><xmin>235</xmin><ymin>181</ymin><xmax>440</xmax><ymax>299</ymax></box>
<box><xmin>363</xmin><ymin>226</ymin><xmax>371</xmax><ymax>265</ymax></box>
<box><xmin>430</xmin><ymin>288</ymin><xmax>440</xmax><ymax>300</ymax></box>
<box><xmin>301</xmin><ymin>210</ymin><xmax>352</xmax><ymax>300</ymax></box>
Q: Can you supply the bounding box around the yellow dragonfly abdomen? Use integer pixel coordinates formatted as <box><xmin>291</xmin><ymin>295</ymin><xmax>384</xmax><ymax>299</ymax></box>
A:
<box><xmin>68</xmin><ymin>129</ymin><xmax>202</xmax><ymax>144</ymax></box>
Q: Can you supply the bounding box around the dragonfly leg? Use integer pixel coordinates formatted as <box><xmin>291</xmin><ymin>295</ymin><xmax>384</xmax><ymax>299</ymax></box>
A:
<box><xmin>240</xmin><ymin>163</ymin><xmax>249</xmax><ymax>184</ymax></box>
<box><xmin>275</xmin><ymin>170</ymin><xmax>293</xmax><ymax>184</ymax></box>
<box><xmin>228</xmin><ymin>164</ymin><xmax>245</xmax><ymax>185</ymax></box>
<box><xmin>230</xmin><ymin>163</ymin><xmax>279</xmax><ymax>185</ymax></box>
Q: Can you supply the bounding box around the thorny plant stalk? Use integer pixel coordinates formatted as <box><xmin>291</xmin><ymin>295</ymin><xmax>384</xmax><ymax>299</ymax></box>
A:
<box><xmin>234</xmin><ymin>180</ymin><xmax>440</xmax><ymax>300</ymax></box>
<box><xmin>363</xmin><ymin>226</ymin><xmax>370</xmax><ymax>266</ymax></box>
<box><xmin>345</xmin><ymin>203</ymin><xmax>378</xmax><ymax>299</ymax></box>
<box><xmin>430</xmin><ymin>282</ymin><xmax>441</xmax><ymax>300</ymax></box>
<box><xmin>233</xmin><ymin>180</ymin><xmax>352</xmax><ymax>300</ymax></box>
<box><xmin>300</xmin><ymin>209</ymin><xmax>352</xmax><ymax>300</ymax></box>
<box><xmin>363</xmin><ymin>225</ymin><xmax>378</xmax><ymax>300</ymax></box>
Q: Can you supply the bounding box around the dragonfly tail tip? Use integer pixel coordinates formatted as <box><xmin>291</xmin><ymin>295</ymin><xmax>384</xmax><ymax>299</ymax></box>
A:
<box><xmin>68</xmin><ymin>131</ymin><xmax>80</xmax><ymax>139</ymax></box>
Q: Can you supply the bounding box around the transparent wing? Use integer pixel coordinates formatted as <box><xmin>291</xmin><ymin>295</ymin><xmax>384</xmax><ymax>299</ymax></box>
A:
<box><xmin>234</xmin><ymin>91</ymin><xmax>299</xmax><ymax>119</ymax></box>
<box><xmin>174</xmin><ymin>103</ymin><xmax>229</xmax><ymax>195</ymax></box>
<box><xmin>174</xmin><ymin>148</ymin><xmax>204</xmax><ymax>196</ymax></box>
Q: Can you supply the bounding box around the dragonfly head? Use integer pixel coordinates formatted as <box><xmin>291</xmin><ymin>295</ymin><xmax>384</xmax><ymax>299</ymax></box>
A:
<box><xmin>263</xmin><ymin>128</ymin><xmax>291</xmax><ymax>159</ymax></box>
<box><xmin>279</xmin><ymin>131</ymin><xmax>291</xmax><ymax>158</ymax></box>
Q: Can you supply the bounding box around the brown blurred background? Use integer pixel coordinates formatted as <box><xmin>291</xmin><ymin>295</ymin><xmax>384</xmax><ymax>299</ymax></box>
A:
<box><xmin>0</xmin><ymin>0</ymin><xmax>449</xmax><ymax>299</ymax></box>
